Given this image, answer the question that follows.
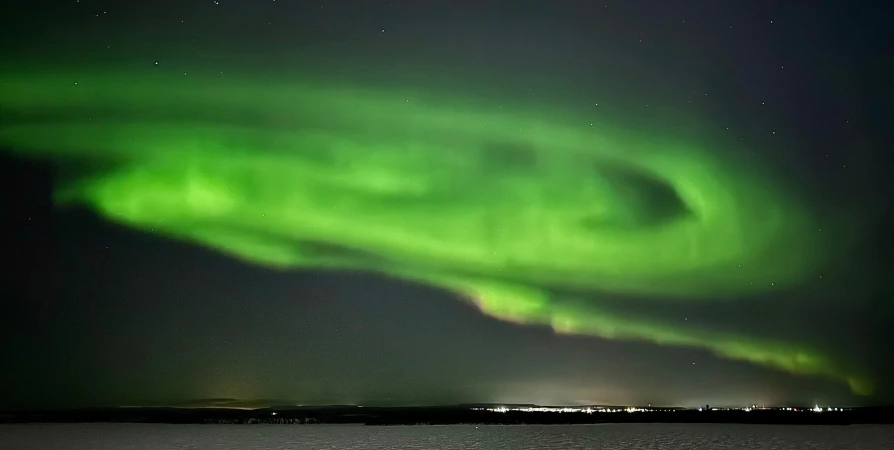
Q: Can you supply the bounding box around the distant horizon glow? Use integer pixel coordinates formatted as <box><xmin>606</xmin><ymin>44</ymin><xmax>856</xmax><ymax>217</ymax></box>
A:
<box><xmin>0</xmin><ymin>65</ymin><xmax>871</xmax><ymax>396</ymax></box>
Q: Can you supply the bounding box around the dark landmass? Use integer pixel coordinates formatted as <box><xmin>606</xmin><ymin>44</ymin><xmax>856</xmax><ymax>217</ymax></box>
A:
<box><xmin>1</xmin><ymin>404</ymin><xmax>892</xmax><ymax>425</ymax></box>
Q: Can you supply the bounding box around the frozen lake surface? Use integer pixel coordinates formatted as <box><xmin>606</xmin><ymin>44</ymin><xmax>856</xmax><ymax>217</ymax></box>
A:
<box><xmin>1</xmin><ymin>423</ymin><xmax>891</xmax><ymax>449</ymax></box>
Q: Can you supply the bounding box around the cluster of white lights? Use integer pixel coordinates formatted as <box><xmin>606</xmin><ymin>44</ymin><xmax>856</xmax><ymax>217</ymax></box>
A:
<box><xmin>477</xmin><ymin>405</ymin><xmax>847</xmax><ymax>414</ymax></box>
<box><xmin>774</xmin><ymin>406</ymin><xmax>844</xmax><ymax>412</ymax></box>
<box><xmin>695</xmin><ymin>406</ymin><xmax>845</xmax><ymax>412</ymax></box>
<box><xmin>474</xmin><ymin>406</ymin><xmax>673</xmax><ymax>414</ymax></box>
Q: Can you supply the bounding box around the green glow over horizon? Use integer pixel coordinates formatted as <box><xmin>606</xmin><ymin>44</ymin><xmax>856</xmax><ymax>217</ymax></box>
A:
<box><xmin>0</xmin><ymin>67</ymin><xmax>870</xmax><ymax>395</ymax></box>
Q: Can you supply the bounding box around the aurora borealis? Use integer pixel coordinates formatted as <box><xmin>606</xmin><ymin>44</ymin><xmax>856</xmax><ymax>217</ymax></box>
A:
<box><xmin>0</xmin><ymin>66</ymin><xmax>869</xmax><ymax>394</ymax></box>
<box><xmin>1</xmin><ymin>0</ymin><xmax>890</xmax><ymax>409</ymax></box>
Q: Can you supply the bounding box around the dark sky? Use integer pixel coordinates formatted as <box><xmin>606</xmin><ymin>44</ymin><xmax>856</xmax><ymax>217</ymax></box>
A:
<box><xmin>1</xmin><ymin>0</ymin><xmax>891</xmax><ymax>409</ymax></box>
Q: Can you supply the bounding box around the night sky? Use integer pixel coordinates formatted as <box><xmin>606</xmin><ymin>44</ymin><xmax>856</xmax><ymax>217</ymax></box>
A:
<box><xmin>1</xmin><ymin>1</ymin><xmax>891</xmax><ymax>410</ymax></box>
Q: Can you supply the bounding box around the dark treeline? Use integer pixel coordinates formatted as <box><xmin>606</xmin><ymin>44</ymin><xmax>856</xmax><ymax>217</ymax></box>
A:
<box><xmin>1</xmin><ymin>406</ymin><xmax>893</xmax><ymax>425</ymax></box>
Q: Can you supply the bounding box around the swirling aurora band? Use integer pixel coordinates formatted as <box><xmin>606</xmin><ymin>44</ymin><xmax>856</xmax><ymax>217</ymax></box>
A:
<box><xmin>0</xmin><ymin>66</ymin><xmax>870</xmax><ymax>395</ymax></box>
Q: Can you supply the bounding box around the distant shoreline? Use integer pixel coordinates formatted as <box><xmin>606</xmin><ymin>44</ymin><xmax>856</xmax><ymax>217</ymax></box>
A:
<box><xmin>2</xmin><ymin>406</ymin><xmax>892</xmax><ymax>426</ymax></box>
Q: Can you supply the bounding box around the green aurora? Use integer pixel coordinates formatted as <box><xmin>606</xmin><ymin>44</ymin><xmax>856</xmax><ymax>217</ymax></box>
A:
<box><xmin>0</xmin><ymin>66</ymin><xmax>871</xmax><ymax>395</ymax></box>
